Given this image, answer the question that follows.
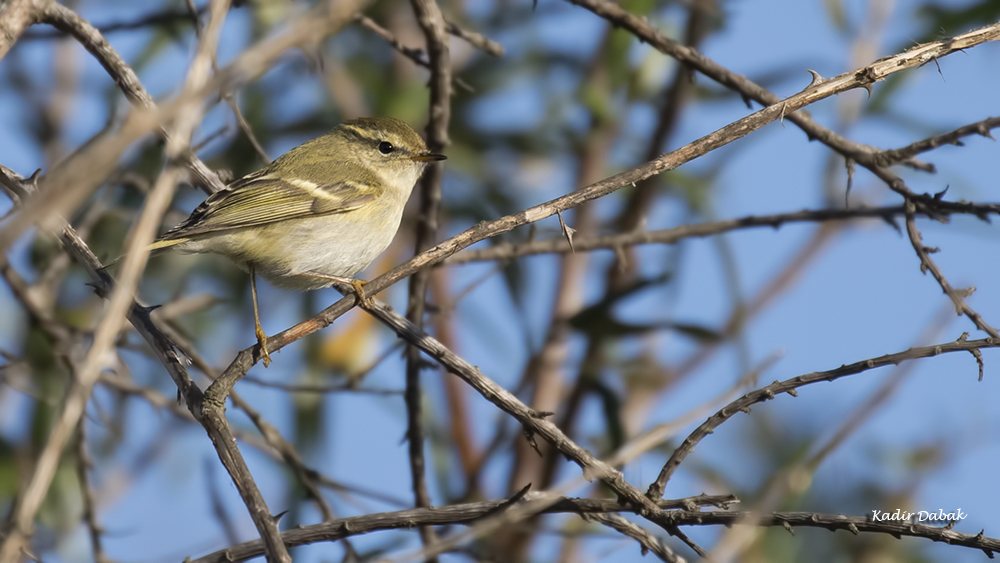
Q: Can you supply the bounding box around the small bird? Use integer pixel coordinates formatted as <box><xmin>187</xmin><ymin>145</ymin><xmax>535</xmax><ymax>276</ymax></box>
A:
<box><xmin>148</xmin><ymin>116</ymin><xmax>445</xmax><ymax>366</ymax></box>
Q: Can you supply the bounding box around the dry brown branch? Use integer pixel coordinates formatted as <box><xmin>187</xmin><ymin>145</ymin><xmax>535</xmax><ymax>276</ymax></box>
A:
<box><xmin>709</xmin><ymin>304</ymin><xmax>955</xmax><ymax>558</ymax></box>
<box><xmin>647</xmin><ymin>333</ymin><xmax>1000</xmax><ymax>499</ymax></box>
<box><xmin>189</xmin><ymin>502</ymin><xmax>1000</xmax><ymax>563</ymax></box>
<box><xmin>402</xmin><ymin>0</ymin><xmax>453</xmax><ymax>554</ymax></box>
<box><xmin>354</xmin><ymin>14</ymin><xmax>475</xmax><ymax>92</ymax></box>
<box><xmin>441</xmin><ymin>204</ymin><xmax>1000</xmax><ymax>265</ymax></box>
<box><xmin>361</xmin><ymin>299</ymin><xmax>668</xmax><ymax>518</ymax></box>
<box><xmin>859</xmin><ymin>164</ymin><xmax>1000</xmax><ymax>339</ymax></box>
<box><xmin>581</xmin><ymin>513</ymin><xmax>684</xmax><ymax>563</ymax></box>
<box><xmin>872</xmin><ymin>116</ymin><xmax>1000</xmax><ymax>169</ymax></box>
<box><xmin>903</xmin><ymin>201</ymin><xmax>998</xmax><ymax>338</ymax></box>
<box><xmin>444</xmin><ymin>19</ymin><xmax>503</xmax><ymax>56</ymax></box>
<box><xmin>185</xmin><ymin>0</ymin><xmax>270</xmax><ymax>165</ymax></box>
<box><xmin>190</xmin><ymin>494</ymin><xmax>736</xmax><ymax>563</ymax></box>
<box><xmin>74</xmin><ymin>419</ymin><xmax>110</xmax><ymax>563</ymax></box>
<box><xmin>564</xmin><ymin>0</ymin><xmax>947</xmax><ymax>174</ymax></box>
<box><xmin>24</xmin><ymin>6</ymin><xmax>205</xmax><ymax>39</ymax></box>
<box><xmin>0</xmin><ymin>0</ymin><xmax>40</xmax><ymax>62</ymax></box>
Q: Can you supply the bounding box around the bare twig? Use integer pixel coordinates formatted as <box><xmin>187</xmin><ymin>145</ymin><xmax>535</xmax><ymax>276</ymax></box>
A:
<box><xmin>442</xmin><ymin>204</ymin><xmax>1000</xmax><ymax>265</ymax></box>
<box><xmin>191</xmin><ymin>503</ymin><xmax>1000</xmax><ymax>563</ymax></box>
<box><xmin>903</xmin><ymin>200</ymin><xmax>998</xmax><ymax>338</ymax></box>
<box><xmin>710</xmin><ymin>304</ymin><xmax>955</xmax><ymax>559</ymax></box>
<box><xmin>354</xmin><ymin>14</ymin><xmax>475</xmax><ymax>93</ymax></box>
<box><xmin>362</xmin><ymin>300</ymin><xmax>668</xmax><ymax>517</ymax></box>
<box><xmin>0</xmin><ymin>0</ymin><xmax>40</xmax><ymax>62</ymax></box>
<box><xmin>872</xmin><ymin>116</ymin><xmax>1000</xmax><ymax>169</ymax></box>
<box><xmin>563</xmin><ymin>0</ymin><xmax>997</xmax><ymax>176</ymax></box>
<box><xmin>403</xmin><ymin>0</ymin><xmax>452</xmax><ymax>555</ymax></box>
<box><xmin>444</xmin><ymin>19</ymin><xmax>503</xmax><ymax>56</ymax></box>
<box><xmin>190</xmin><ymin>494</ymin><xmax>736</xmax><ymax>563</ymax></box>
<box><xmin>185</xmin><ymin>0</ymin><xmax>270</xmax><ymax>165</ymax></box>
<box><xmin>75</xmin><ymin>419</ymin><xmax>111</xmax><ymax>563</ymax></box>
<box><xmin>582</xmin><ymin>513</ymin><xmax>685</xmax><ymax>562</ymax></box>
<box><xmin>24</xmin><ymin>6</ymin><xmax>206</xmax><ymax>39</ymax></box>
<box><xmin>647</xmin><ymin>333</ymin><xmax>1000</xmax><ymax>499</ymax></box>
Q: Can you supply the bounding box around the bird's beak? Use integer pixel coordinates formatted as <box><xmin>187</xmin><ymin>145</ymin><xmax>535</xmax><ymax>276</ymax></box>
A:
<box><xmin>410</xmin><ymin>152</ymin><xmax>447</xmax><ymax>162</ymax></box>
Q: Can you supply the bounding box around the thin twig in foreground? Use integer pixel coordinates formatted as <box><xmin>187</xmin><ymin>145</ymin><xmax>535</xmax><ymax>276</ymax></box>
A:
<box><xmin>647</xmin><ymin>333</ymin><xmax>999</xmax><ymax>499</ymax></box>
<box><xmin>190</xmin><ymin>494</ymin><xmax>736</xmax><ymax>563</ymax></box>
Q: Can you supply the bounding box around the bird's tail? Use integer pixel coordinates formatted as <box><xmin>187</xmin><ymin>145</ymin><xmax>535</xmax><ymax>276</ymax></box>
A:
<box><xmin>104</xmin><ymin>237</ymin><xmax>188</xmax><ymax>270</ymax></box>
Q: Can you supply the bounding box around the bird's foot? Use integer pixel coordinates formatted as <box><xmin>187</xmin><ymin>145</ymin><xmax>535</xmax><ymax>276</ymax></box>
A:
<box><xmin>305</xmin><ymin>272</ymin><xmax>374</xmax><ymax>307</ymax></box>
<box><xmin>255</xmin><ymin>324</ymin><xmax>271</xmax><ymax>367</ymax></box>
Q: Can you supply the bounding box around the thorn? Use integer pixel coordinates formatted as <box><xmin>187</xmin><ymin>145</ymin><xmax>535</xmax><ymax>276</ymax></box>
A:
<box><xmin>523</xmin><ymin>426</ymin><xmax>543</xmax><ymax>457</ymax></box>
<box><xmin>556</xmin><ymin>210</ymin><xmax>576</xmax><ymax>253</ymax></box>
<box><xmin>805</xmin><ymin>69</ymin><xmax>824</xmax><ymax>87</ymax></box>
<box><xmin>959</xmin><ymin>286</ymin><xmax>976</xmax><ymax>298</ymax></box>
<box><xmin>933</xmin><ymin>185</ymin><xmax>949</xmax><ymax>200</ymax></box>
<box><xmin>933</xmin><ymin>57</ymin><xmax>945</xmax><ymax>82</ymax></box>
<box><xmin>882</xmin><ymin>214</ymin><xmax>902</xmax><ymax>234</ymax></box>
<box><xmin>509</xmin><ymin>483</ymin><xmax>532</xmax><ymax>503</ymax></box>
<box><xmin>481</xmin><ymin>483</ymin><xmax>532</xmax><ymax>519</ymax></box>
<box><xmin>272</xmin><ymin>510</ymin><xmax>290</xmax><ymax>524</ymax></box>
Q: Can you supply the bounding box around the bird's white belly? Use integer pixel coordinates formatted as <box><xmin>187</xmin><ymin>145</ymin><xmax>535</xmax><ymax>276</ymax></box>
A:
<box><xmin>177</xmin><ymin>209</ymin><xmax>402</xmax><ymax>290</ymax></box>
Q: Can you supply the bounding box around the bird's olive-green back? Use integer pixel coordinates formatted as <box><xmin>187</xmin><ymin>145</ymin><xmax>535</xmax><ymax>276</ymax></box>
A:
<box><xmin>159</xmin><ymin>117</ymin><xmax>428</xmax><ymax>240</ymax></box>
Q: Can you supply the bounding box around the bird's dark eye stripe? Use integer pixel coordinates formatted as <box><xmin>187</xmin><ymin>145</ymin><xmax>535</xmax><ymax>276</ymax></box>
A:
<box><xmin>378</xmin><ymin>141</ymin><xmax>394</xmax><ymax>154</ymax></box>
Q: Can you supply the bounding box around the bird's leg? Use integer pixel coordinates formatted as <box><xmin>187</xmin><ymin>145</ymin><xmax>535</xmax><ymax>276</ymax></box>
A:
<box><xmin>304</xmin><ymin>272</ymin><xmax>373</xmax><ymax>307</ymax></box>
<box><xmin>249</xmin><ymin>263</ymin><xmax>271</xmax><ymax>367</ymax></box>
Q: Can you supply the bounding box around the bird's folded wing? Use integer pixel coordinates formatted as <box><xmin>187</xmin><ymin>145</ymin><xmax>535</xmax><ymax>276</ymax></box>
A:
<box><xmin>160</xmin><ymin>173</ymin><xmax>379</xmax><ymax>239</ymax></box>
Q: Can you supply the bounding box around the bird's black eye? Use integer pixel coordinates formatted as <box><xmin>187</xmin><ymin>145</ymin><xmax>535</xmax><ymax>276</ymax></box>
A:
<box><xmin>378</xmin><ymin>141</ymin><xmax>394</xmax><ymax>154</ymax></box>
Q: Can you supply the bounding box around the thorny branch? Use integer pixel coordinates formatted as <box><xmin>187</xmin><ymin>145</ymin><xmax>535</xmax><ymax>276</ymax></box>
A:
<box><xmin>190</xmin><ymin>503</ymin><xmax>1000</xmax><ymax>563</ymax></box>
<box><xmin>441</xmin><ymin>203</ymin><xmax>1000</xmax><ymax>265</ymax></box>
<box><xmin>647</xmin><ymin>334</ymin><xmax>1000</xmax><ymax>499</ymax></box>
